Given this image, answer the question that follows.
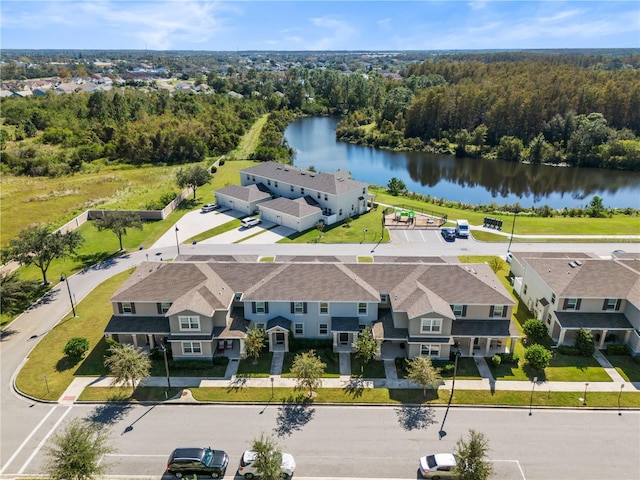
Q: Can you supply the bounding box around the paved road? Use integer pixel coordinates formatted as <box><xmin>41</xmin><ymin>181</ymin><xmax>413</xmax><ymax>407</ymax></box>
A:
<box><xmin>1</xmin><ymin>209</ymin><xmax>639</xmax><ymax>476</ymax></box>
<box><xmin>2</xmin><ymin>404</ymin><xmax>639</xmax><ymax>480</ymax></box>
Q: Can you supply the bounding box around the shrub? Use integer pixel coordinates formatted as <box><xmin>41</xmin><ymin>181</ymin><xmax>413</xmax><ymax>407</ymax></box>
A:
<box><xmin>524</xmin><ymin>344</ymin><xmax>552</xmax><ymax>371</ymax></box>
<box><xmin>218</xmin><ymin>159</ymin><xmax>225</xmax><ymax>166</ymax></box>
<box><xmin>498</xmin><ymin>352</ymin><xmax>519</xmax><ymax>365</ymax></box>
<box><xmin>63</xmin><ymin>337</ymin><xmax>89</xmax><ymax>359</ymax></box>
<box><xmin>523</xmin><ymin>319</ymin><xmax>548</xmax><ymax>345</ymax></box>
<box><xmin>491</xmin><ymin>355</ymin><xmax>501</xmax><ymax>367</ymax></box>
<box><xmin>557</xmin><ymin>345</ymin><xmax>581</xmax><ymax>356</ymax></box>
<box><xmin>606</xmin><ymin>344</ymin><xmax>630</xmax><ymax>356</ymax></box>
<box><xmin>212</xmin><ymin>356</ymin><xmax>229</xmax><ymax>366</ymax></box>
<box><xmin>574</xmin><ymin>328</ymin><xmax>596</xmax><ymax>356</ymax></box>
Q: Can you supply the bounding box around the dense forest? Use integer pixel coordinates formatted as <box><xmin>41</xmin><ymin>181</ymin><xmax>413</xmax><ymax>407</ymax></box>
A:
<box><xmin>1</xmin><ymin>51</ymin><xmax>639</xmax><ymax>176</ymax></box>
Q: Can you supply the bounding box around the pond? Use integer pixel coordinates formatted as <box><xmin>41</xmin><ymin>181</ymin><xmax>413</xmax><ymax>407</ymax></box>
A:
<box><xmin>284</xmin><ymin>116</ymin><xmax>640</xmax><ymax>209</ymax></box>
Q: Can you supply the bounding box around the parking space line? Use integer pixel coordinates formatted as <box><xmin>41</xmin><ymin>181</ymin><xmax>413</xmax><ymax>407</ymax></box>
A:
<box><xmin>18</xmin><ymin>406</ymin><xmax>72</xmax><ymax>474</ymax></box>
<box><xmin>494</xmin><ymin>459</ymin><xmax>527</xmax><ymax>480</ymax></box>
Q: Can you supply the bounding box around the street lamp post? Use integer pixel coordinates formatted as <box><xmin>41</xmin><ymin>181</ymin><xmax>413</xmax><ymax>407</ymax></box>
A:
<box><xmin>60</xmin><ymin>274</ymin><xmax>76</xmax><ymax>317</ymax></box>
<box><xmin>270</xmin><ymin>377</ymin><xmax>274</xmax><ymax>397</ymax></box>
<box><xmin>529</xmin><ymin>376</ymin><xmax>538</xmax><ymax>416</ymax></box>
<box><xmin>159</xmin><ymin>342</ymin><xmax>171</xmax><ymax>399</ymax></box>
<box><xmin>507</xmin><ymin>208</ymin><xmax>518</xmax><ymax>253</ymax></box>
<box><xmin>583</xmin><ymin>382</ymin><xmax>589</xmax><ymax>406</ymax></box>
<box><xmin>174</xmin><ymin>226</ymin><xmax>181</xmax><ymax>256</ymax></box>
<box><xmin>362</xmin><ymin>228</ymin><xmax>367</xmax><ymax>243</ymax></box>
<box><xmin>450</xmin><ymin>349</ymin><xmax>462</xmax><ymax>398</ymax></box>
<box><xmin>618</xmin><ymin>384</ymin><xmax>625</xmax><ymax>415</ymax></box>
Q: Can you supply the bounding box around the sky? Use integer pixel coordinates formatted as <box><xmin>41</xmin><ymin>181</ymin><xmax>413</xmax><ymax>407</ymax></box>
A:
<box><xmin>1</xmin><ymin>1</ymin><xmax>638</xmax><ymax>51</ymax></box>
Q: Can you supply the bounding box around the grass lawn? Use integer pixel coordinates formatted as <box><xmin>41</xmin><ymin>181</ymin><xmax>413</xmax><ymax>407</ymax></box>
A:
<box><xmin>489</xmin><ymin>353</ymin><xmax>611</xmax><ymax>382</ymax></box>
<box><xmin>395</xmin><ymin>357</ymin><xmax>481</xmax><ymax>380</ymax></box>
<box><xmin>281</xmin><ymin>348</ymin><xmax>341</xmax><ymax>378</ymax></box>
<box><xmin>604</xmin><ymin>354</ymin><xmax>640</xmax><ymax>382</ymax></box>
<box><xmin>351</xmin><ymin>358</ymin><xmax>386</xmax><ymax>378</ymax></box>
<box><xmin>77</xmin><ymin>385</ymin><xmax>640</xmax><ymax>408</ymax></box>
<box><xmin>236</xmin><ymin>351</ymin><xmax>273</xmax><ymax>378</ymax></box>
<box><xmin>187</xmin><ymin>217</ymin><xmax>242</xmax><ymax>244</ymax></box>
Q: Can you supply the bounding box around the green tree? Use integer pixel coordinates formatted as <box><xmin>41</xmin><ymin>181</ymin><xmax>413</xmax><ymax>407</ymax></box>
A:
<box><xmin>249</xmin><ymin>433</ymin><xmax>283</xmax><ymax>480</ymax></box>
<box><xmin>496</xmin><ymin>136</ymin><xmax>524</xmax><ymax>162</ymax></box>
<box><xmin>0</xmin><ymin>272</ymin><xmax>42</xmax><ymax>315</ymax></box>
<box><xmin>406</xmin><ymin>355</ymin><xmax>442</xmax><ymax>397</ymax></box>
<box><xmin>291</xmin><ymin>350</ymin><xmax>326</xmax><ymax>396</ymax></box>
<box><xmin>93</xmin><ymin>211</ymin><xmax>143</xmax><ymax>251</ymax></box>
<box><xmin>352</xmin><ymin>327</ymin><xmax>378</xmax><ymax>374</ymax></box>
<box><xmin>9</xmin><ymin>225</ymin><xmax>84</xmax><ymax>285</ymax></box>
<box><xmin>453</xmin><ymin>429</ymin><xmax>494</xmax><ymax>480</ymax></box>
<box><xmin>104</xmin><ymin>344</ymin><xmax>151</xmax><ymax>393</ymax></box>
<box><xmin>387</xmin><ymin>177</ymin><xmax>407</xmax><ymax>196</ymax></box>
<box><xmin>523</xmin><ymin>319</ymin><xmax>548</xmax><ymax>345</ymax></box>
<box><xmin>588</xmin><ymin>195</ymin><xmax>606</xmax><ymax>218</ymax></box>
<box><xmin>44</xmin><ymin>418</ymin><xmax>113</xmax><ymax>480</ymax></box>
<box><xmin>0</xmin><ymin>129</ymin><xmax>9</xmax><ymax>150</ymax></box>
<box><xmin>176</xmin><ymin>164</ymin><xmax>212</xmax><ymax>200</ymax></box>
<box><xmin>574</xmin><ymin>328</ymin><xmax>596</xmax><ymax>356</ymax></box>
<box><xmin>487</xmin><ymin>257</ymin><xmax>503</xmax><ymax>274</ymax></box>
<box><xmin>63</xmin><ymin>337</ymin><xmax>90</xmax><ymax>360</ymax></box>
<box><xmin>524</xmin><ymin>344</ymin><xmax>552</xmax><ymax>371</ymax></box>
<box><xmin>245</xmin><ymin>326</ymin><xmax>266</xmax><ymax>365</ymax></box>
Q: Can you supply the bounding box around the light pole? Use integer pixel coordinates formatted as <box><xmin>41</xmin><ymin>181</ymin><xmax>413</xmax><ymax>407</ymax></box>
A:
<box><xmin>450</xmin><ymin>349</ymin><xmax>462</xmax><ymax>399</ymax></box>
<box><xmin>507</xmin><ymin>208</ymin><xmax>518</xmax><ymax>253</ymax></box>
<box><xmin>583</xmin><ymin>382</ymin><xmax>589</xmax><ymax>406</ymax></box>
<box><xmin>60</xmin><ymin>274</ymin><xmax>76</xmax><ymax>317</ymax></box>
<box><xmin>159</xmin><ymin>341</ymin><xmax>171</xmax><ymax>399</ymax></box>
<box><xmin>362</xmin><ymin>228</ymin><xmax>367</xmax><ymax>243</ymax></box>
<box><xmin>529</xmin><ymin>376</ymin><xmax>538</xmax><ymax>416</ymax></box>
<box><xmin>174</xmin><ymin>226</ymin><xmax>181</xmax><ymax>255</ymax></box>
<box><xmin>618</xmin><ymin>384</ymin><xmax>625</xmax><ymax>415</ymax></box>
<box><xmin>270</xmin><ymin>377</ymin><xmax>274</xmax><ymax>397</ymax></box>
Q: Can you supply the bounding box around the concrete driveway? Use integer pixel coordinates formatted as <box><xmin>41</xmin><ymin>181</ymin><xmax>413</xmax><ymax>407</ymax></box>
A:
<box><xmin>151</xmin><ymin>208</ymin><xmax>243</xmax><ymax>249</ymax></box>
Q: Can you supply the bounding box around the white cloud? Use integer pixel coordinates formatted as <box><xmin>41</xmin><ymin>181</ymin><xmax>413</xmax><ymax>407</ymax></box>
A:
<box><xmin>307</xmin><ymin>15</ymin><xmax>357</xmax><ymax>50</ymax></box>
<box><xmin>467</xmin><ymin>2</ymin><xmax>487</xmax><ymax>11</ymax></box>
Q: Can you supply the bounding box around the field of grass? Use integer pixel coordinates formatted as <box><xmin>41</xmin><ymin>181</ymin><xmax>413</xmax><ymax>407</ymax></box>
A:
<box><xmin>226</xmin><ymin>114</ymin><xmax>268</xmax><ymax>160</ymax></box>
<box><xmin>604</xmin><ymin>354</ymin><xmax>640</xmax><ymax>382</ymax></box>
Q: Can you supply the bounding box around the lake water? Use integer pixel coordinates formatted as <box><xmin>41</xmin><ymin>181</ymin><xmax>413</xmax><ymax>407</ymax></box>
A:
<box><xmin>284</xmin><ymin>116</ymin><xmax>640</xmax><ymax>209</ymax></box>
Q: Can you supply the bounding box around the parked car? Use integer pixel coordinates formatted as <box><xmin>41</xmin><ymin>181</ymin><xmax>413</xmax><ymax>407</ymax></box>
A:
<box><xmin>241</xmin><ymin>217</ymin><xmax>262</xmax><ymax>228</ymax></box>
<box><xmin>419</xmin><ymin>453</ymin><xmax>457</xmax><ymax>478</ymax></box>
<box><xmin>238</xmin><ymin>449</ymin><xmax>296</xmax><ymax>479</ymax></box>
<box><xmin>441</xmin><ymin>227</ymin><xmax>456</xmax><ymax>241</ymax></box>
<box><xmin>201</xmin><ymin>203</ymin><xmax>219</xmax><ymax>213</ymax></box>
<box><xmin>167</xmin><ymin>447</ymin><xmax>229</xmax><ymax>478</ymax></box>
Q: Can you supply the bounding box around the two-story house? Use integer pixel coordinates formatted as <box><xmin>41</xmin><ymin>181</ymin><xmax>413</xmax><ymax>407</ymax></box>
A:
<box><xmin>214</xmin><ymin>162</ymin><xmax>374</xmax><ymax>231</ymax></box>
<box><xmin>510</xmin><ymin>252</ymin><xmax>640</xmax><ymax>355</ymax></box>
<box><xmin>105</xmin><ymin>257</ymin><xmax>517</xmax><ymax>361</ymax></box>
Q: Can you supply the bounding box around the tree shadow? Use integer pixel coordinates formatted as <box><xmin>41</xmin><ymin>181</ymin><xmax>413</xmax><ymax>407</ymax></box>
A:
<box><xmin>273</xmin><ymin>395</ymin><xmax>315</xmax><ymax>437</ymax></box>
<box><xmin>76</xmin><ymin>251</ymin><xmax>116</xmax><ymax>270</ymax></box>
<box><xmin>0</xmin><ymin>328</ymin><xmax>19</xmax><ymax>341</ymax></box>
<box><xmin>342</xmin><ymin>376</ymin><xmax>366</xmax><ymax>398</ymax></box>
<box><xmin>523</xmin><ymin>365</ymin><xmax>547</xmax><ymax>382</ymax></box>
<box><xmin>56</xmin><ymin>355</ymin><xmax>80</xmax><ymax>373</ymax></box>
<box><xmin>226</xmin><ymin>376</ymin><xmax>248</xmax><ymax>392</ymax></box>
<box><xmin>86</xmin><ymin>403</ymin><xmax>132</xmax><ymax>425</ymax></box>
<box><xmin>395</xmin><ymin>404</ymin><xmax>437</xmax><ymax>431</ymax></box>
<box><xmin>75</xmin><ymin>337</ymin><xmax>111</xmax><ymax>376</ymax></box>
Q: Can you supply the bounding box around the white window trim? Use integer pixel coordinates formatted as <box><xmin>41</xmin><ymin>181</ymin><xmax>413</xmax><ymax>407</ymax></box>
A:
<box><xmin>452</xmin><ymin>305</ymin><xmax>464</xmax><ymax>316</ymax></box>
<box><xmin>256</xmin><ymin>301</ymin><xmax>266</xmax><ymax>314</ymax></box>
<box><xmin>294</xmin><ymin>302</ymin><xmax>304</xmax><ymax>315</ymax></box>
<box><xmin>178</xmin><ymin>315</ymin><xmax>200</xmax><ymax>331</ymax></box>
<box><xmin>420</xmin><ymin>318</ymin><xmax>442</xmax><ymax>334</ymax></box>
<box><xmin>604</xmin><ymin>298</ymin><xmax>618</xmax><ymax>310</ymax></box>
<box><xmin>294</xmin><ymin>323</ymin><xmax>304</xmax><ymax>336</ymax></box>
<box><xmin>492</xmin><ymin>305</ymin><xmax>505</xmax><ymax>317</ymax></box>
<box><xmin>358</xmin><ymin>303</ymin><xmax>368</xmax><ymax>316</ymax></box>
<box><xmin>160</xmin><ymin>302</ymin><xmax>172</xmax><ymax>314</ymax></box>
<box><xmin>319</xmin><ymin>323</ymin><xmax>329</xmax><ymax>335</ymax></box>
<box><xmin>255</xmin><ymin>323</ymin><xmax>266</xmax><ymax>331</ymax></box>
<box><xmin>122</xmin><ymin>302</ymin><xmax>133</xmax><ymax>314</ymax></box>
<box><xmin>319</xmin><ymin>302</ymin><xmax>329</xmax><ymax>315</ymax></box>
<box><xmin>182</xmin><ymin>341</ymin><xmax>202</xmax><ymax>355</ymax></box>
<box><xmin>566</xmin><ymin>298</ymin><xmax>578</xmax><ymax>310</ymax></box>
<box><xmin>420</xmin><ymin>344</ymin><xmax>440</xmax><ymax>357</ymax></box>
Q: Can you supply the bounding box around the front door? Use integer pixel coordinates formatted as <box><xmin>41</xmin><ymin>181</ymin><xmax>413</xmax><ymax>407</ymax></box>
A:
<box><xmin>275</xmin><ymin>332</ymin><xmax>285</xmax><ymax>345</ymax></box>
<box><xmin>339</xmin><ymin>332</ymin><xmax>349</xmax><ymax>345</ymax></box>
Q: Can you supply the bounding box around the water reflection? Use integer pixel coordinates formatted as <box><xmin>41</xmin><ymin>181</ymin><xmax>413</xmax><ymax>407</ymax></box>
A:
<box><xmin>285</xmin><ymin>117</ymin><xmax>640</xmax><ymax>209</ymax></box>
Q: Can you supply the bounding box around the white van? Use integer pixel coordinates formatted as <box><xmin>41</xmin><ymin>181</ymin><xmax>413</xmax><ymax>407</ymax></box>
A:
<box><xmin>455</xmin><ymin>219</ymin><xmax>470</xmax><ymax>238</ymax></box>
<box><xmin>241</xmin><ymin>217</ymin><xmax>261</xmax><ymax>228</ymax></box>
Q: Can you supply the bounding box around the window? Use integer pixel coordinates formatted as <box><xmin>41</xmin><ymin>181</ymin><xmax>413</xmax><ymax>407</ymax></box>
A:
<box><xmin>234</xmin><ymin>292</ymin><xmax>242</xmax><ymax>301</ymax></box>
<box><xmin>339</xmin><ymin>208</ymin><xmax>343</xmax><ymax>216</ymax></box>
<box><xmin>301</xmin><ymin>187</ymin><xmax>304</xmax><ymax>194</ymax></box>
<box><xmin>362</xmin><ymin>188</ymin><xmax>366</xmax><ymax>195</ymax></box>
<box><xmin>275</xmin><ymin>181</ymin><xmax>278</xmax><ymax>187</ymax></box>
<box><xmin>179</xmin><ymin>316</ymin><xmax>200</xmax><ymax>331</ymax></box>
<box><xmin>358</xmin><ymin>303</ymin><xmax>367</xmax><ymax>315</ymax></box>
<box><xmin>317</xmin><ymin>192</ymin><xmax>321</xmax><ymax>199</ymax></box>
<box><xmin>491</xmin><ymin>305</ymin><xmax>506</xmax><ymax>317</ymax></box>
<box><xmin>420</xmin><ymin>344</ymin><xmax>440</xmax><ymax>356</ymax></box>
<box><xmin>319</xmin><ymin>323</ymin><xmax>328</xmax><ymax>335</ymax></box>
<box><xmin>294</xmin><ymin>302</ymin><xmax>304</xmax><ymax>314</ymax></box>
<box><xmin>551</xmin><ymin>293</ymin><xmax>557</xmax><ymax>304</ymax></box>
<box><xmin>547</xmin><ymin>313</ymin><xmax>552</xmax><ymax>325</ymax></box>
<box><xmin>290</xmin><ymin>185</ymin><xmax>294</xmax><ymax>192</ymax></box>
<box><xmin>319</xmin><ymin>302</ymin><xmax>329</xmax><ymax>315</ymax></box>
<box><xmin>121</xmin><ymin>302</ymin><xmax>133</xmax><ymax>314</ymax></box>
<box><xmin>255</xmin><ymin>323</ymin><xmax>266</xmax><ymax>331</ymax></box>
<box><xmin>420</xmin><ymin>318</ymin><xmax>442</xmax><ymax>334</ymax></box>
<box><xmin>351</xmin><ymin>204</ymin><xmax>354</xmax><ymax>210</ymax></box>
<box><xmin>603</xmin><ymin>298</ymin><xmax>621</xmax><ymax>311</ymax></box>
<box><xmin>380</xmin><ymin>293</ymin><xmax>388</xmax><ymax>302</ymax></box>
<box><xmin>565</xmin><ymin>298</ymin><xmax>579</xmax><ymax>310</ymax></box>
<box><xmin>452</xmin><ymin>305</ymin><xmax>466</xmax><ymax>316</ymax></box>
<box><xmin>182</xmin><ymin>342</ymin><xmax>202</xmax><ymax>355</ymax></box>
<box><xmin>324</xmin><ymin>194</ymin><xmax>328</xmax><ymax>201</ymax></box>
<box><xmin>267</xmin><ymin>179</ymin><xmax>271</xmax><ymax>185</ymax></box>
<box><xmin>246</xmin><ymin>174</ymin><xmax>250</xmax><ymax>180</ymax></box>
<box><xmin>252</xmin><ymin>176</ymin><xmax>255</xmax><ymax>181</ymax></box>
<box><xmin>523</xmin><ymin>284</ymin><xmax>528</xmax><ymax>295</ymax></box>
<box><xmin>160</xmin><ymin>302</ymin><xmax>171</xmax><ymax>314</ymax></box>
<box><xmin>255</xmin><ymin>301</ymin><xmax>266</xmax><ymax>314</ymax></box>
<box><xmin>294</xmin><ymin>323</ymin><xmax>304</xmax><ymax>336</ymax></box>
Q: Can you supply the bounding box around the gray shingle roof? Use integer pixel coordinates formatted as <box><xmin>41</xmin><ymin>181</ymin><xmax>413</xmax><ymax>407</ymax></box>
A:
<box><xmin>331</xmin><ymin>317</ymin><xmax>360</xmax><ymax>332</ymax></box>
<box><xmin>450</xmin><ymin>319</ymin><xmax>516</xmax><ymax>337</ymax></box>
<box><xmin>241</xmin><ymin>161</ymin><xmax>368</xmax><ymax>195</ymax></box>
<box><xmin>216</xmin><ymin>183</ymin><xmax>272</xmax><ymax>202</ymax></box>
<box><xmin>105</xmin><ymin>315</ymin><xmax>170</xmax><ymax>334</ymax></box>
<box><xmin>554</xmin><ymin>312</ymin><xmax>633</xmax><ymax>329</ymax></box>
<box><xmin>258</xmin><ymin>196</ymin><xmax>322</xmax><ymax>218</ymax></box>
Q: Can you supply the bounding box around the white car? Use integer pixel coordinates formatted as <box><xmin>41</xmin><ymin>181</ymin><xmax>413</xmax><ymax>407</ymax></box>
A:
<box><xmin>201</xmin><ymin>203</ymin><xmax>219</xmax><ymax>213</ymax></box>
<box><xmin>419</xmin><ymin>453</ymin><xmax>457</xmax><ymax>478</ymax></box>
<box><xmin>238</xmin><ymin>450</ymin><xmax>296</xmax><ymax>479</ymax></box>
<box><xmin>241</xmin><ymin>217</ymin><xmax>261</xmax><ymax>228</ymax></box>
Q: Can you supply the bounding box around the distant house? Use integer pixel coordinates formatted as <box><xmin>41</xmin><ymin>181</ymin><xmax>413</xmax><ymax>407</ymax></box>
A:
<box><xmin>218</xmin><ymin>161</ymin><xmax>373</xmax><ymax>230</ymax></box>
<box><xmin>214</xmin><ymin>183</ymin><xmax>272</xmax><ymax>215</ymax></box>
<box><xmin>510</xmin><ymin>252</ymin><xmax>640</xmax><ymax>355</ymax></box>
<box><xmin>105</xmin><ymin>257</ymin><xmax>517</xmax><ymax>361</ymax></box>
<box><xmin>12</xmin><ymin>89</ymin><xmax>32</xmax><ymax>97</ymax></box>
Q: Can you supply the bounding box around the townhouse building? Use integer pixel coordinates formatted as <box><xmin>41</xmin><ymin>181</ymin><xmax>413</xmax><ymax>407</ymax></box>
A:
<box><xmin>509</xmin><ymin>252</ymin><xmax>640</xmax><ymax>355</ymax></box>
<box><xmin>105</xmin><ymin>257</ymin><xmax>517</xmax><ymax>361</ymax></box>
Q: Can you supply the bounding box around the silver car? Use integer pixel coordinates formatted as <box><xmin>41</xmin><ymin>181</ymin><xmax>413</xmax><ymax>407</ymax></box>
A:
<box><xmin>419</xmin><ymin>453</ymin><xmax>457</xmax><ymax>478</ymax></box>
<box><xmin>237</xmin><ymin>449</ymin><xmax>296</xmax><ymax>479</ymax></box>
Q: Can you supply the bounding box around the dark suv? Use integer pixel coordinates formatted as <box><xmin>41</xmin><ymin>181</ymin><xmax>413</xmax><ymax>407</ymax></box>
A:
<box><xmin>167</xmin><ymin>447</ymin><xmax>229</xmax><ymax>478</ymax></box>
